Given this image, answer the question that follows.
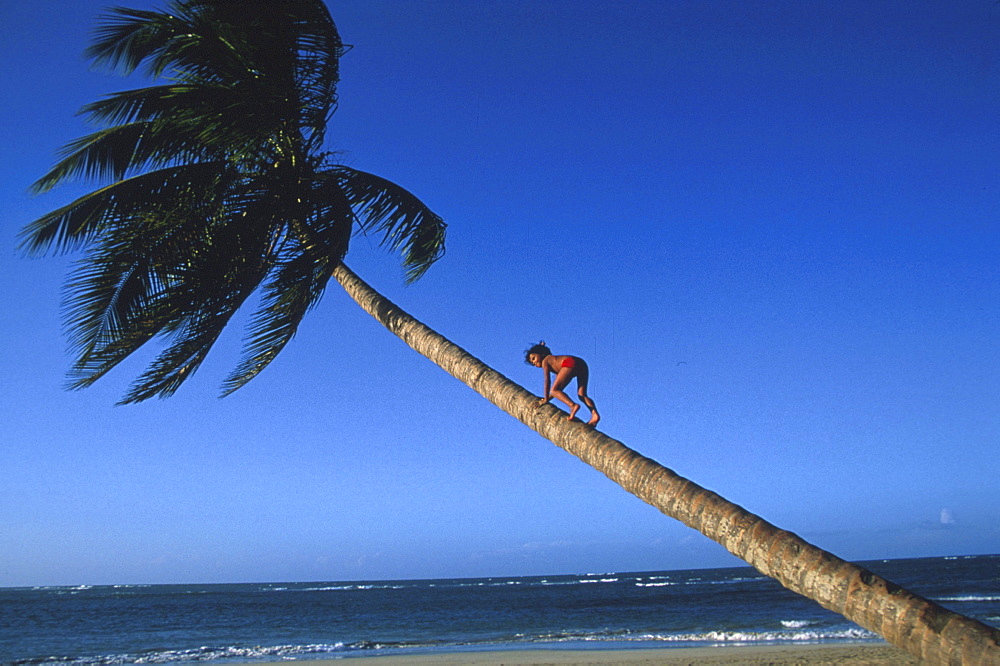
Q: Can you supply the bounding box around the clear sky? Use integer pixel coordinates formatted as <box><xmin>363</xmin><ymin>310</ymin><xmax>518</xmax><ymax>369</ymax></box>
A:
<box><xmin>1</xmin><ymin>0</ymin><xmax>998</xmax><ymax>587</ymax></box>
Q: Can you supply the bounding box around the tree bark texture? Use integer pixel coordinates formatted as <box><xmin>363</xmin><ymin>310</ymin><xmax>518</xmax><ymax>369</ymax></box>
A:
<box><xmin>332</xmin><ymin>263</ymin><xmax>1000</xmax><ymax>665</ymax></box>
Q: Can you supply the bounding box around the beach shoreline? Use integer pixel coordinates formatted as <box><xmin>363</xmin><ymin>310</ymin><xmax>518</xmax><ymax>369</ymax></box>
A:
<box><xmin>13</xmin><ymin>556</ymin><xmax>996</xmax><ymax>664</ymax></box>
<box><xmin>253</xmin><ymin>642</ymin><xmax>919</xmax><ymax>664</ymax></box>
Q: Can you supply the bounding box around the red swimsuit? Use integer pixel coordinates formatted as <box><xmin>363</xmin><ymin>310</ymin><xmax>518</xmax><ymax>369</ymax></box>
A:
<box><xmin>560</xmin><ymin>357</ymin><xmax>576</xmax><ymax>369</ymax></box>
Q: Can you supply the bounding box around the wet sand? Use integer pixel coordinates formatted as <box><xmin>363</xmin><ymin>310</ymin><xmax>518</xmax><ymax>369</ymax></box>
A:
<box><xmin>254</xmin><ymin>643</ymin><xmax>919</xmax><ymax>664</ymax></box>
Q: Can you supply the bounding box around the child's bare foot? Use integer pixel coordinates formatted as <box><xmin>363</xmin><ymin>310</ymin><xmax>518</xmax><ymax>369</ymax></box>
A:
<box><xmin>587</xmin><ymin>410</ymin><xmax>601</xmax><ymax>427</ymax></box>
<box><xmin>568</xmin><ymin>404</ymin><xmax>580</xmax><ymax>421</ymax></box>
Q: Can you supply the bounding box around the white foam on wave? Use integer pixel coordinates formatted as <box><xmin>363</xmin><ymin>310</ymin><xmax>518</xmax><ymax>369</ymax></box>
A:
<box><xmin>448</xmin><ymin>579</ymin><xmax>523</xmax><ymax>588</ymax></box>
<box><xmin>67</xmin><ymin>643</ymin><xmax>349</xmax><ymax>665</ymax></box>
<box><xmin>539</xmin><ymin>577</ymin><xmax>621</xmax><ymax>586</ymax></box>
<box><xmin>46</xmin><ymin>584</ymin><xmax>95</xmax><ymax>595</ymax></box>
<box><xmin>780</xmin><ymin>620</ymin><xmax>818</xmax><ymax>629</ymax></box>
<box><xmin>679</xmin><ymin>576</ymin><xmax>766</xmax><ymax>586</ymax></box>
<box><xmin>936</xmin><ymin>595</ymin><xmax>1000</xmax><ymax>602</ymax></box>
<box><xmin>298</xmin><ymin>583</ymin><xmax>407</xmax><ymax>592</ymax></box>
<box><xmin>638</xmin><ymin>627</ymin><xmax>876</xmax><ymax>644</ymax></box>
<box><xmin>520</xmin><ymin>626</ymin><xmax>878</xmax><ymax>647</ymax></box>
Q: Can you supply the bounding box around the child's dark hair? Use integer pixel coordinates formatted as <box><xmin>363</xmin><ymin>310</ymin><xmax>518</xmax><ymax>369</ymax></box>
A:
<box><xmin>524</xmin><ymin>341</ymin><xmax>552</xmax><ymax>364</ymax></box>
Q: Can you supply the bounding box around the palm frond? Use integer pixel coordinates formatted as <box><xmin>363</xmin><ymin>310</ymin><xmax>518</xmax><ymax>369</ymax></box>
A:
<box><xmin>86</xmin><ymin>1</ymin><xmax>242</xmax><ymax>79</ymax></box>
<box><xmin>31</xmin><ymin>103</ymin><xmax>278</xmax><ymax>196</ymax></box>
<box><xmin>94</xmin><ymin>204</ymin><xmax>280</xmax><ymax>403</ymax></box>
<box><xmin>219</xmin><ymin>251</ymin><xmax>329</xmax><ymax>397</ymax></box>
<box><xmin>22</xmin><ymin>162</ymin><xmax>229</xmax><ymax>254</ymax></box>
<box><xmin>63</xmin><ymin>196</ymin><xmax>232</xmax><ymax>386</ymax></box>
<box><xmin>62</xmin><ymin>248</ymin><xmax>173</xmax><ymax>390</ymax></box>
<box><xmin>329</xmin><ymin>167</ymin><xmax>447</xmax><ymax>283</ymax></box>
<box><xmin>115</xmin><ymin>230</ymin><xmax>280</xmax><ymax>402</ymax></box>
<box><xmin>86</xmin><ymin>5</ymin><xmax>191</xmax><ymax>76</ymax></box>
<box><xmin>62</xmin><ymin>173</ymin><xmax>279</xmax><ymax>391</ymax></box>
<box><xmin>80</xmin><ymin>84</ymin><xmax>236</xmax><ymax>127</ymax></box>
<box><xmin>115</xmin><ymin>303</ymin><xmax>237</xmax><ymax>403</ymax></box>
<box><xmin>31</xmin><ymin>124</ymin><xmax>153</xmax><ymax>193</ymax></box>
<box><xmin>85</xmin><ymin>82</ymin><xmax>291</xmax><ymax>158</ymax></box>
<box><xmin>220</xmin><ymin>180</ymin><xmax>355</xmax><ymax>395</ymax></box>
<box><xmin>272</xmin><ymin>0</ymin><xmax>343</xmax><ymax>147</ymax></box>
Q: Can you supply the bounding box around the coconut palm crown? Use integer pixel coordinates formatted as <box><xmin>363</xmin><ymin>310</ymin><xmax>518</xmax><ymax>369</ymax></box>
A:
<box><xmin>21</xmin><ymin>0</ymin><xmax>445</xmax><ymax>404</ymax></box>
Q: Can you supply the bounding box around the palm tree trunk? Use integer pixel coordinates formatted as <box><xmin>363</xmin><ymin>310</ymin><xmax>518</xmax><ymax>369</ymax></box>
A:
<box><xmin>332</xmin><ymin>262</ymin><xmax>999</xmax><ymax>664</ymax></box>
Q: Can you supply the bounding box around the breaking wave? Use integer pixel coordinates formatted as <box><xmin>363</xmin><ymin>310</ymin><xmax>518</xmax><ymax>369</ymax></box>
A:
<box><xmin>12</xmin><ymin>626</ymin><xmax>883</xmax><ymax>664</ymax></box>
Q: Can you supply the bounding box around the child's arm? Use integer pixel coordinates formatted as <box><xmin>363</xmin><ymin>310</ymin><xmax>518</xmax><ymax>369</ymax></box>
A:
<box><xmin>540</xmin><ymin>363</ymin><xmax>551</xmax><ymax>403</ymax></box>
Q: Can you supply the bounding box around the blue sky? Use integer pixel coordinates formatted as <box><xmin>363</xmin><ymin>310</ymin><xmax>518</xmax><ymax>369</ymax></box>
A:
<box><xmin>1</xmin><ymin>0</ymin><xmax>998</xmax><ymax>587</ymax></box>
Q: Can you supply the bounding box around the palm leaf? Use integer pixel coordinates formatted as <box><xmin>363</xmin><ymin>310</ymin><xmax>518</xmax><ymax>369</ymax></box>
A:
<box><xmin>329</xmin><ymin>167</ymin><xmax>447</xmax><ymax>283</ymax></box>
<box><xmin>80</xmin><ymin>84</ymin><xmax>248</xmax><ymax>128</ymax></box>
<box><xmin>63</xmin><ymin>246</ymin><xmax>173</xmax><ymax>390</ymax></box>
<box><xmin>22</xmin><ymin>162</ymin><xmax>229</xmax><ymax>253</ymax></box>
<box><xmin>85</xmin><ymin>6</ymin><xmax>185</xmax><ymax>76</ymax></box>
<box><xmin>30</xmin><ymin>124</ymin><xmax>153</xmax><ymax>194</ymax></box>
<box><xmin>63</xmin><ymin>198</ymin><xmax>230</xmax><ymax>387</ymax></box>
<box><xmin>220</xmin><ymin>181</ymin><xmax>355</xmax><ymax>395</ymax></box>
<box><xmin>263</xmin><ymin>0</ymin><xmax>344</xmax><ymax>147</ymax></box>
<box><xmin>87</xmin><ymin>2</ymin><xmax>253</xmax><ymax>82</ymax></box>
<box><xmin>218</xmin><ymin>252</ymin><xmax>329</xmax><ymax>397</ymax></box>
<box><xmin>112</xmin><ymin>204</ymin><xmax>282</xmax><ymax>403</ymax></box>
<box><xmin>63</xmin><ymin>172</ymin><xmax>277</xmax><ymax>391</ymax></box>
<box><xmin>85</xmin><ymin>83</ymin><xmax>290</xmax><ymax>160</ymax></box>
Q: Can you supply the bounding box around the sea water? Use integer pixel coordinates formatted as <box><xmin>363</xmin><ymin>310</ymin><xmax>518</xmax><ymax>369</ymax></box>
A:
<box><xmin>1</xmin><ymin>555</ymin><xmax>997</xmax><ymax>664</ymax></box>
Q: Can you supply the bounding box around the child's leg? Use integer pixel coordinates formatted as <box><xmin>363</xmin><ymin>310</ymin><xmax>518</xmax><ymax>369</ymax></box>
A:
<box><xmin>576</xmin><ymin>367</ymin><xmax>600</xmax><ymax>426</ymax></box>
<box><xmin>578</xmin><ymin>388</ymin><xmax>600</xmax><ymax>425</ymax></box>
<box><xmin>550</xmin><ymin>368</ymin><xmax>581</xmax><ymax>420</ymax></box>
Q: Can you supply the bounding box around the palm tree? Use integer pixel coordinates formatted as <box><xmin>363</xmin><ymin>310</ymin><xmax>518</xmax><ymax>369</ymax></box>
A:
<box><xmin>22</xmin><ymin>2</ymin><xmax>999</xmax><ymax>662</ymax></box>
<box><xmin>21</xmin><ymin>0</ymin><xmax>445</xmax><ymax>404</ymax></box>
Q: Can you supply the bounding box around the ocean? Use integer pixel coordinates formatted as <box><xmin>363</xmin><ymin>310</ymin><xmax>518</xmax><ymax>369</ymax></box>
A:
<box><xmin>2</xmin><ymin>554</ymin><xmax>997</xmax><ymax>664</ymax></box>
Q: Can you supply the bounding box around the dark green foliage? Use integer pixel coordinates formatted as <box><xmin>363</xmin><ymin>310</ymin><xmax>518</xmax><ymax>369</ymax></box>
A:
<box><xmin>22</xmin><ymin>0</ymin><xmax>446</xmax><ymax>403</ymax></box>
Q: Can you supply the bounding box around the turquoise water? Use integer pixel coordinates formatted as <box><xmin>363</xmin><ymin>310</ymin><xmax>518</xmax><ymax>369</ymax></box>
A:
<box><xmin>2</xmin><ymin>555</ymin><xmax>997</xmax><ymax>663</ymax></box>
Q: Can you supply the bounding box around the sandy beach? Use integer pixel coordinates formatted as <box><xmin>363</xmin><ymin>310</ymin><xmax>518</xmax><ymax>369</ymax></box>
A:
<box><xmin>255</xmin><ymin>643</ymin><xmax>919</xmax><ymax>665</ymax></box>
